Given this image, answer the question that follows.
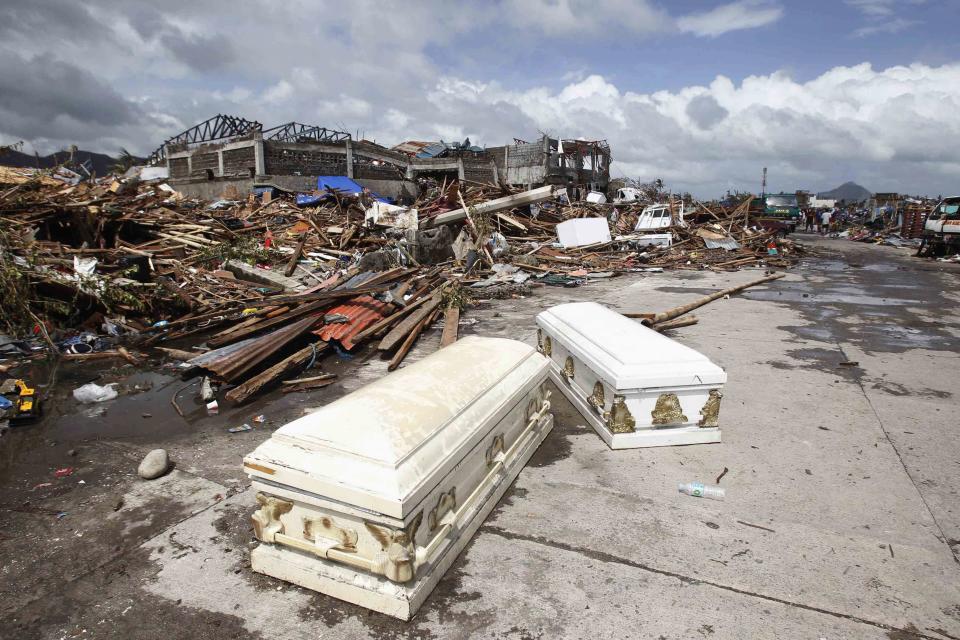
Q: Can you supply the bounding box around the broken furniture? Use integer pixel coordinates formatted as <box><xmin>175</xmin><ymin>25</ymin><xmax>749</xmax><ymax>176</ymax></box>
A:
<box><xmin>536</xmin><ymin>302</ymin><xmax>725</xmax><ymax>449</ymax></box>
<box><xmin>243</xmin><ymin>336</ymin><xmax>553</xmax><ymax>619</ymax></box>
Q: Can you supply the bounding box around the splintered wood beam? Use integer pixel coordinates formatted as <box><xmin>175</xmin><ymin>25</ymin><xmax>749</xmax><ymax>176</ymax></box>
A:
<box><xmin>651</xmin><ymin>316</ymin><xmax>698</xmax><ymax>332</ymax></box>
<box><xmin>388</xmin><ymin>307</ymin><xmax>440</xmax><ymax>372</ymax></box>
<box><xmin>377</xmin><ymin>293</ymin><xmax>441</xmax><ymax>352</ymax></box>
<box><xmin>284</xmin><ymin>235</ymin><xmax>308</xmax><ymax>277</ymax></box>
<box><xmin>440</xmin><ymin>306</ymin><xmax>460</xmax><ymax>347</ymax></box>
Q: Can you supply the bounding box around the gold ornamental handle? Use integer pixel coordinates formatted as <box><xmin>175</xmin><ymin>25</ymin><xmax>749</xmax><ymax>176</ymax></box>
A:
<box><xmin>415</xmin><ymin>396</ymin><xmax>551</xmax><ymax>568</ymax></box>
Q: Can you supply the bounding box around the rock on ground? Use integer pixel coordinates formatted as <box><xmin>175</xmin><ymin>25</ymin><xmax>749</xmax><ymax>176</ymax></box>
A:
<box><xmin>138</xmin><ymin>449</ymin><xmax>170</xmax><ymax>479</ymax></box>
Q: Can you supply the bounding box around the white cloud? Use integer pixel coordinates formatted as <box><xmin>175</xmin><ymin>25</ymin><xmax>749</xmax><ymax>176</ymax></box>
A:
<box><xmin>411</xmin><ymin>63</ymin><xmax>960</xmax><ymax>195</ymax></box>
<box><xmin>502</xmin><ymin>0</ymin><xmax>670</xmax><ymax>35</ymax></box>
<box><xmin>1</xmin><ymin>2</ymin><xmax>957</xmax><ymax>197</ymax></box>
<box><xmin>677</xmin><ymin>0</ymin><xmax>784</xmax><ymax>38</ymax></box>
<box><xmin>845</xmin><ymin>0</ymin><xmax>925</xmax><ymax>37</ymax></box>
<box><xmin>846</xmin><ymin>0</ymin><xmax>898</xmax><ymax>17</ymax></box>
<box><xmin>853</xmin><ymin>17</ymin><xmax>919</xmax><ymax>36</ymax></box>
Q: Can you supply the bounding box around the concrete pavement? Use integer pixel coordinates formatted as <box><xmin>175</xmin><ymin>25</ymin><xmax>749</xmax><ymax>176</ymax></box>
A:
<box><xmin>2</xmin><ymin>237</ymin><xmax>959</xmax><ymax>639</ymax></box>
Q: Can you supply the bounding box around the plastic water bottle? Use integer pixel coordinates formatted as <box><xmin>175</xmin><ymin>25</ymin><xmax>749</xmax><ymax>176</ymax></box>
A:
<box><xmin>679</xmin><ymin>482</ymin><xmax>725</xmax><ymax>500</ymax></box>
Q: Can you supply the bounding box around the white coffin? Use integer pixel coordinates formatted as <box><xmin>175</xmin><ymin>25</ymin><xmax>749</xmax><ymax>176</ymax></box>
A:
<box><xmin>535</xmin><ymin>302</ymin><xmax>725</xmax><ymax>449</ymax></box>
<box><xmin>243</xmin><ymin>336</ymin><xmax>553</xmax><ymax>620</ymax></box>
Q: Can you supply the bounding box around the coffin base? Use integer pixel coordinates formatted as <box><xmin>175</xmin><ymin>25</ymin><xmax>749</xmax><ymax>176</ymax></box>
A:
<box><xmin>549</xmin><ymin>371</ymin><xmax>720</xmax><ymax>449</ymax></box>
<box><xmin>251</xmin><ymin>413</ymin><xmax>554</xmax><ymax>620</ymax></box>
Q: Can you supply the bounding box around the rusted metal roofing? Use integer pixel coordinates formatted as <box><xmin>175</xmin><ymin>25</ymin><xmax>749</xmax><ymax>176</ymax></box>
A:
<box><xmin>315</xmin><ymin>295</ymin><xmax>390</xmax><ymax>350</ymax></box>
<box><xmin>185</xmin><ymin>314</ymin><xmax>322</xmax><ymax>382</ymax></box>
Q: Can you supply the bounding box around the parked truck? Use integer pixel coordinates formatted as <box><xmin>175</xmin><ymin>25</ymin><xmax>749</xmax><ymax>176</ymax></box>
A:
<box><xmin>749</xmin><ymin>193</ymin><xmax>802</xmax><ymax>234</ymax></box>
<box><xmin>919</xmin><ymin>196</ymin><xmax>960</xmax><ymax>256</ymax></box>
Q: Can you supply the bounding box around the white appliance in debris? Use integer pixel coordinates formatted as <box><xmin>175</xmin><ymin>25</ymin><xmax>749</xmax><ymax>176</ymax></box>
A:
<box><xmin>634</xmin><ymin>202</ymin><xmax>688</xmax><ymax>231</ymax></box>
<box><xmin>556</xmin><ymin>217</ymin><xmax>612</xmax><ymax>248</ymax></box>
<box><xmin>536</xmin><ymin>302</ymin><xmax>725</xmax><ymax>449</ymax></box>
<box><xmin>243</xmin><ymin>336</ymin><xmax>553</xmax><ymax>620</ymax></box>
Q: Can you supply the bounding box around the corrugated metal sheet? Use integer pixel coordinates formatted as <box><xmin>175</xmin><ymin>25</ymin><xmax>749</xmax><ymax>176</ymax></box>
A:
<box><xmin>703</xmin><ymin>237</ymin><xmax>741</xmax><ymax>250</ymax></box>
<box><xmin>315</xmin><ymin>295</ymin><xmax>390</xmax><ymax>350</ymax></box>
<box><xmin>186</xmin><ymin>315</ymin><xmax>321</xmax><ymax>382</ymax></box>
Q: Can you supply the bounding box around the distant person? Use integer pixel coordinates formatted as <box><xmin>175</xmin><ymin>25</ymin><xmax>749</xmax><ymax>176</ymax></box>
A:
<box><xmin>804</xmin><ymin>210</ymin><xmax>815</xmax><ymax>232</ymax></box>
<box><xmin>821</xmin><ymin>209</ymin><xmax>832</xmax><ymax>235</ymax></box>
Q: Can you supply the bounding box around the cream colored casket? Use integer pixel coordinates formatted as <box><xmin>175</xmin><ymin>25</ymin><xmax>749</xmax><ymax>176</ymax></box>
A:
<box><xmin>535</xmin><ymin>302</ymin><xmax>725</xmax><ymax>449</ymax></box>
<box><xmin>243</xmin><ymin>336</ymin><xmax>553</xmax><ymax>620</ymax></box>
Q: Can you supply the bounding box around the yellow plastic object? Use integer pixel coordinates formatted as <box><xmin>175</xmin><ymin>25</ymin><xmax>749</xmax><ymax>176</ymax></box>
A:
<box><xmin>15</xmin><ymin>380</ymin><xmax>35</xmax><ymax>396</ymax></box>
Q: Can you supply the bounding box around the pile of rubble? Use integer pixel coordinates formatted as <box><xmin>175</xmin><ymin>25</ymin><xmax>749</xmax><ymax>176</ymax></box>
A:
<box><xmin>0</xmin><ymin>166</ymin><xmax>803</xmax><ymax>404</ymax></box>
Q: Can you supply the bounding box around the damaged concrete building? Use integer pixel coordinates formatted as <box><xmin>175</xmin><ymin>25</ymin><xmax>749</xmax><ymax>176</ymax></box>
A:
<box><xmin>153</xmin><ymin>114</ymin><xmax>611</xmax><ymax>201</ymax></box>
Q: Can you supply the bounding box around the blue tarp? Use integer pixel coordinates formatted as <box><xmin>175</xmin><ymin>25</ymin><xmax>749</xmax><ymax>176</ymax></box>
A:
<box><xmin>295</xmin><ymin>193</ymin><xmax>324</xmax><ymax>206</ymax></box>
<box><xmin>317</xmin><ymin>175</ymin><xmax>367</xmax><ymax>194</ymax></box>
<box><xmin>296</xmin><ymin>176</ymin><xmax>391</xmax><ymax>206</ymax></box>
<box><xmin>316</xmin><ymin>176</ymin><xmax>389</xmax><ymax>202</ymax></box>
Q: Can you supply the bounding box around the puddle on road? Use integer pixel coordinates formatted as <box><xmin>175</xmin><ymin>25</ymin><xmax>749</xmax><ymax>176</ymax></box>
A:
<box><xmin>762</xmin><ymin>244</ymin><xmax>960</xmax><ymax>354</ymax></box>
<box><xmin>0</xmin><ymin>344</ymin><xmax>386</xmax><ymax>479</ymax></box>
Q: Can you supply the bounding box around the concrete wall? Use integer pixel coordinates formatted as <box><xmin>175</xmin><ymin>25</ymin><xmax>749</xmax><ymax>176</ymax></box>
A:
<box><xmin>171</xmin><ymin>178</ymin><xmax>255</xmax><ymax>200</ymax></box>
<box><xmin>263</xmin><ymin>141</ymin><xmax>348</xmax><ymax>176</ymax></box>
<box><xmin>486</xmin><ymin>141</ymin><xmax>547</xmax><ymax>188</ymax></box>
<box><xmin>222</xmin><ymin>147</ymin><xmax>256</xmax><ymax>177</ymax></box>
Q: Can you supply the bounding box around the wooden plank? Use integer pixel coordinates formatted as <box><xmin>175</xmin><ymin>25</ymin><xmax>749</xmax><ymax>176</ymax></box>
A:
<box><xmin>440</xmin><ymin>306</ymin><xmax>460</xmax><ymax>347</ymax></box>
<box><xmin>284</xmin><ymin>235</ymin><xmax>308</xmax><ymax>277</ymax></box>
<box><xmin>377</xmin><ymin>293</ymin><xmax>441</xmax><ymax>352</ymax></box>
<box><xmin>388</xmin><ymin>307</ymin><xmax>440</xmax><ymax>372</ymax></box>
<box><xmin>351</xmin><ymin>293</ymin><xmax>433</xmax><ymax>344</ymax></box>
<box><xmin>495</xmin><ymin>212</ymin><xmax>527</xmax><ymax>231</ymax></box>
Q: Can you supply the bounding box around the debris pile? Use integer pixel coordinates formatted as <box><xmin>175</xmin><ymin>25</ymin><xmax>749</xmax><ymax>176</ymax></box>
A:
<box><xmin>1</xmin><ymin>167</ymin><xmax>802</xmax><ymax>404</ymax></box>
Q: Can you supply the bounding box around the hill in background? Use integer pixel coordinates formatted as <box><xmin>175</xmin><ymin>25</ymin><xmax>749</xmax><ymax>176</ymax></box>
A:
<box><xmin>0</xmin><ymin>147</ymin><xmax>123</xmax><ymax>177</ymax></box>
<box><xmin>818</xmin><ymin>181</ymin><xmax>872</xmax><ymax>202</ymax></box>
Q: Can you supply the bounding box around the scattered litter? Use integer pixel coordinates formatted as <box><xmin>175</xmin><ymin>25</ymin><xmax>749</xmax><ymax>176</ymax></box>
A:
<box><xmin>229</xmin><ymin>424</ymin><xmax>253</xmax><ymax>433</ymax></box>
<box><xmin>54</xmin><ymin>467</ymin><xmax>75</xmax><ymax>478</ymax></box>
<box><xmin>206</xmin><ymin>400</ymin><xmax>219</xmax><ymax>415</ymax></box>
<box><xmin>715</xmin><ymin>467</ymin><xmax>729</xmax><ymax>484</ymax></box>
<box><xmin>252</xmin><ymin>415</ymin><xmax>266</xmax><ymax>423</ymax></box>
<box><xmin>72</xmin><ymin>382</ymin><xmax>118</xmax><ymax>404</ymax></box>
<box><xmin>200</xmin><ymin>377</ymin><xmax>216</xmax><ymax>402</ymax></box>
<box><xmin>679</xmin><ymin>481</ymin><xmax>725</xmax><ymax>500</ymax></box>
<box><xmin>737</xmin><ymin>520</ymin><xmax>775</xmax><ymax>533</ymax></box>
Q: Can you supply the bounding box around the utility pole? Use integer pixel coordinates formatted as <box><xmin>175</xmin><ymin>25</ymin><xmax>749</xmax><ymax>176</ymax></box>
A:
<box><xmin>761</xmin><ymin>167</ymin><xmax>767</xmax><ymax>199</ymax></box>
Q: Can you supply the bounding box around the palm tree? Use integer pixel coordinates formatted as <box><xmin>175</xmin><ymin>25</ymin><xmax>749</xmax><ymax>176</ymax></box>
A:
<box><xmin>111</xmin><ymin>148</ymin><xmax>139</xmax><ymax>174</ymax></box>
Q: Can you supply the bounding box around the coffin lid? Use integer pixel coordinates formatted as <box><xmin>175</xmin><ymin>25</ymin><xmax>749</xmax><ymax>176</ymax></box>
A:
<box><xmin>536</xmin><ymin>302</ymin><xmax>726</xmax><ymax>388</ymax></box>
<box><xmin>244</xmin><ymin>336</ymin><xmax>547</xmax><ymax>519</ymax></box>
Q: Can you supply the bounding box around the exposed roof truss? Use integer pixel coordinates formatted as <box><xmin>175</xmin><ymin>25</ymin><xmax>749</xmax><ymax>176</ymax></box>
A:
<box><xmin>263</xmin><ymin>122</ymin><xmax>351</xmax><ymax>144</ymax></box>
<box><xmin>148</xmin><ymin>114</ymin><xmax>262</xmax><ymax>165</ymax></box>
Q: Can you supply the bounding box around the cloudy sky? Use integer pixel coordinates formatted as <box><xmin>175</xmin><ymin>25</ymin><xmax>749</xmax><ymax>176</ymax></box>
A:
<box><xmin>1</xmin><ymin>0</ymin><xmax>958</xmax><ymax>197</ymax></box>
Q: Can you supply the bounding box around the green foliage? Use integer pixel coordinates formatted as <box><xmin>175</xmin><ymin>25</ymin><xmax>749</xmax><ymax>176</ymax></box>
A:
<box><xmin>0</xmin><ymin>228</ymin><xmax>39</xmax><ymax>335</ymax></box>
<box><xmin>442</xmin><ymin>281</ymin><xmax>473</xmax><ymax>310</ymax></box>
<box><xmin>195</xmin><ymin>235</ymin><xmax>278</xmax><ymax>267</ymax></box>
